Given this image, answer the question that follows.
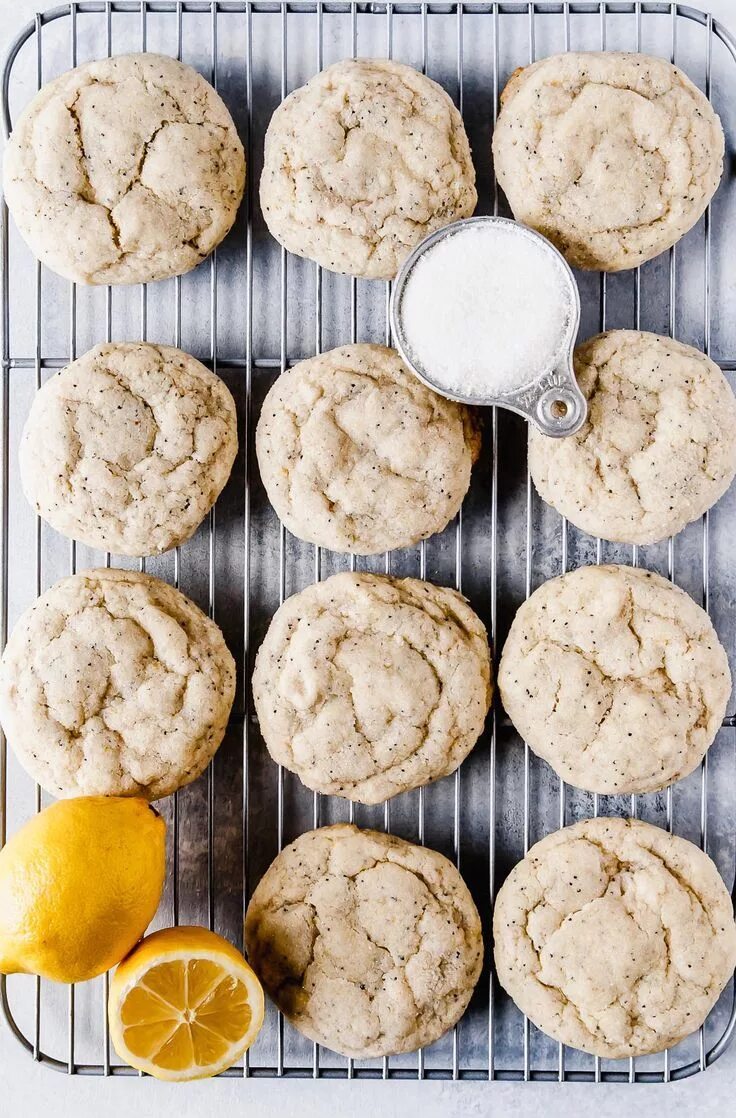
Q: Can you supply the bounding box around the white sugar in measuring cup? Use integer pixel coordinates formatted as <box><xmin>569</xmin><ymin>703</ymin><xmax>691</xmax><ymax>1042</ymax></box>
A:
<box><xmin>390</xmin><ymin>216</ymin><xmax>587</xmax><ymax>438</ymax></box>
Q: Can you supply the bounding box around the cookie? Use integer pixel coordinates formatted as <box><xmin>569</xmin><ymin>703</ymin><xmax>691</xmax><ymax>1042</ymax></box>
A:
<box><xmin>529</xmin><ymin>331</ymin><xmax>736</xmax><ymax>545</ymax></box>
<box><xmin>244</xmin><ymin>824</ymin><xmax>483</xmax><ymax>1058</ymax></box>
<box><xmin>497</xmin><ymin>565</ymin><xmax>730</xmax><ymax>795</ymax></box>
<box><xmin>3</xmin><ymin>53</ymin><xmax>245</xmax><ymax>284</ymax></box>
<box><xmin>20</xmin><ymin>342</ymin><xmax>238</xmax><ymax>557</ymax></box>
<box><xmin>256</xmin><ymin>344</ymin><xmax>479</xmax><ymax>554</ymax></box>
<box><xmin>252</xmin><ymin>572</ymin><xmax>491</xmax><ymax>804</ymax></box>
<box><xmin>0</xmin><ymin>568</ymin><xmax>236</xmax><ymax>800</ymax></box>
<box><xmin>493</xmin><ymin>817</ymin><xmax>736</xmax><ymax>1059</ymax></box>
<box><xmin>492</xmin><ymin>52</ymin><xmax>724</xmax><ymax>271</ymax></box>
<box><xmin>260</xmin><ymin>59</ymin><xmax>477</xmax><ymax>279</ymax></box>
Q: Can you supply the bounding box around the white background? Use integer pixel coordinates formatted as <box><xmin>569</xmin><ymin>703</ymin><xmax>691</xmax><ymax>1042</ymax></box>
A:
<box><xmin>2</xmin><ymin>1</ymin><xmax>736</xmax><ymax>1115</ymax></box>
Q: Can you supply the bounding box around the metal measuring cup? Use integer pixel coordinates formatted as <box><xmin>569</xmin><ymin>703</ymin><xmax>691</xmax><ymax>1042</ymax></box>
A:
<box><xmin>390</xmin><ymin>216</ymin><xmax>587</xmax><ymax>438</ymax></box>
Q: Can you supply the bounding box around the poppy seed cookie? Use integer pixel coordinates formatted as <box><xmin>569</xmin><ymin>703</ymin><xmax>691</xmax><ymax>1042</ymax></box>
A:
<box><xmin>3</xmin><ymin>53</ymin><xmax>245</xmax><ymax>284</ymax></box>
<box><xmin>256</xmin><ymin>344</ymin><xmax>479</xmax><ymax>554</ymax></box>
<box><xmin>20</xmin><ymin>342</ymin><xmax>238</xmax><ymax>557</ymax></box>
<box><xmin>252</xmin><ymin>572</ymin><xmax>492</xmax><ymax>804</ymax></box>
<box><xmin>498</xmin><ymin>564</ymin><xmax>731</xmax><ymax>795</ymax></box>
<box><xmin>492</xmin><ymin>52</ymin><xmax>724</xmax><ymax>271</ymax></box>
<box><xmin>245</xmin><ymin>824</ymin><xmax>483</xmax><ymax>1058</ymax></box>
<box><xmin>493</xmin><ymin>817</ymin><xmax>736</xmax><ymax>1058</ymax></box>
<box><xmin>260</xmin><ymin>58</ymin><xmax>477</xmax><ymax>279</ymax></box>
<box><xmin>0</xmin><ymin>568</ymin><xmax>236</xmax><ymax>800</ymax></box>
<box><xmin>529</xmin><ymin>331</ymin><xmax>736</xmax><ymax>545</ymax></box>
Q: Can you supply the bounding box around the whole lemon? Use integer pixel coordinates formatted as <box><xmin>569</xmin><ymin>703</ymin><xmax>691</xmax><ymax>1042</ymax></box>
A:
<box><xmin>0</xmin><ymin>796</ymin><xmax>165</xmax><ymax>983</ymax></box>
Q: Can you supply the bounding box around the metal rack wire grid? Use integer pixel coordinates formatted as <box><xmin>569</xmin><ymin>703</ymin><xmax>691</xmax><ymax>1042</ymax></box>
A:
<box><xmin>1</xmin><ymin>0</ymin><xmax>736</xmax><ymax>1084</ymax></box>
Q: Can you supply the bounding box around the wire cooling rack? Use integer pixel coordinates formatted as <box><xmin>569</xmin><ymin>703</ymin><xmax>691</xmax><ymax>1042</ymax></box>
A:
<box><xmin>1</xmin><ymin>0</ymin><xmax>736</xmax><ymax>1085</ymax></box>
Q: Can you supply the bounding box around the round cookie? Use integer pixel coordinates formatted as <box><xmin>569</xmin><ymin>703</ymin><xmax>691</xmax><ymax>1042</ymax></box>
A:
<box><xmin>3</xmin><ymin>53</ymin><xmax>245</xmax><ymax>284</ymax></box>
<box><xmin>20</xmin><ymin>342</ymin><xmax>238</xmax><ymax>557</ymax></box>
<box><xmin>529</xmin><ymin>331</ymin><xmax>736</xmax><ymax>545</ymax></box>
<box><xmin>497</xmin><ymin>564</ymin><xmax>730</xmax><ymax>795</ymax></box>
<box><xmin>492</xmin><ymin>52</ymin><xmax>724</xmax><ymax>271</ymax></box>
<box><xmin>256</xmin><ymin>344</ymin><xmax>479</xmax><ymax>554</ymax></box>
<box><xmin>252</xmin><ymin>572</ymin><xmax>491</xmax><ymax>804</ymax></box>
<box><xmin>493</xmin><ymin>817</ymin><xmax>736</xmax><ymax>1058</ymax></box>
<box><xmin>245</xmin><ymin>824</ymin><xmax>483</xmax><ymax>1058</ymax></box>
<box><xmin>260</xmin><ymin>59</ymin><xmax>477</xmax><ymax>279</ymax></box>
<box><xmin>0</xmin><ymin>568</ymin><xmax>236</xmax><ymax>800</ymax></box>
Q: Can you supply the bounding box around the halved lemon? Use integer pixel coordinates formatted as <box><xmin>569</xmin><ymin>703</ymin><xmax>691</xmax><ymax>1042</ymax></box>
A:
<box><xmin>108</xmin><ymin>925</ymin><xmax>264</xmax><ymax>1081</ymax></box>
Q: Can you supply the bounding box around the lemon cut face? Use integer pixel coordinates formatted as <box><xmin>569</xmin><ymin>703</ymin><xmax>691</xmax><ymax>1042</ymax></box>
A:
<box><xmin>110</xmin><ymin>926</ymin><xmax>264</xmax><ymax>1081</ymax></box>
<box><xmin>120</xmin><ymin>959</ymin><xmax>253</xmax><ymax>1071</ymax></box>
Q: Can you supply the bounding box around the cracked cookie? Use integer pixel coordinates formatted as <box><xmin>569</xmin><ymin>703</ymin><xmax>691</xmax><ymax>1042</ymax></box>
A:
<box><xmin>3</xmin><ymin>53</ymin><xmax>245</xmax><ymax>284</ymax></box>
<box><xmin>0</xmin><ymin>568</ymin><xmax>236</xmax><ymax>799</ymax></box>
<box><xmin>20</xmin><ymin>342</ymin><xmax>238</xmax><ymax>557</ymax></box>
<box><xmin>252</xmin><ymin>572</ymin><xmax>491</xmax><ymax>804</ymax></box>
<box><xmin>260</xmin><ymin>58</ymin><xmax>477</xmax><ymax>279</ymax></box>
<box><xmin>256</xmin><ymin>344</ymin><xmax>479</xmax><ymax>554</ymax></box>
<box><xmin>497</xmin><ymin>564</ymin><xmax>731</xmax><ymax>795</ymax></box>
<box><xmin>492</xmin><ymin>52</ymin><xmax>724</xmax><ymax>271</ymax></box>
<box><xmin>529</xmin><ymin>331</ymin><xmax>736</xmax><ymax>545</ymax></box>
<box><xmin>244</xmin><ymin>824</ymin><xmax>483</xmax><ymax>1058</ymax></box>
<box><xmin>493</xmin><ymin>816</ymin><xmax>736</xmax><ymax>1058</ymax></box>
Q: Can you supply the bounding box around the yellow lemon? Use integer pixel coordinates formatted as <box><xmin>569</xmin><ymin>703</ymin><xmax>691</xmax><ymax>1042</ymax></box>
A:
<box><xmin>0</xmin><ymin>796</ymin><xmax>165</xmax><ymax>983</ymax></box>
<box><xmin>109</xmin><ymin>926</ymin><xmax>265</xmax><ymax>1081</ymax></box>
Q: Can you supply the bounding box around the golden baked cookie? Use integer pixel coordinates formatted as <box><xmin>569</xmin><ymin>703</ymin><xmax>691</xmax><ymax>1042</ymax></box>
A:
<box><xmin>492</xmin><ymin>52</ymin><xmax>723</xmax><ymax>271</ymax></box>
<box><xmin>494</xmin><ymin>817</ymin><xmax>736</xmax><ymax>1058</ymax></box>
<box><xmin>245</xmin><ymin>824</ymin><xmax>483</xmax><ymax>1058</ymax></box>
<box><xmin>20</xmin><ymin>342</ymin><xmax>238</xmax><ymax>557</ymax></box>
<box><xmin>498</xmin><ymin>564</ymin><xmax>731</xmax><ymax>795</ymax></box>
<box><xmin>529</xmin><ymin>331</ymin><xmax>736</xmax><ymax>544</ymax></box>
<box><xmin>252</xmin><ymin>572</ymin><xmax>491</xmax><ymax>804</ymax></box>
<box><xmin>260</xmin><ymin>59</ymin><xmax>477</xmax><ymax>279</ymax></box>
<box><xmin>256</xmin><ymin>344</ymin><xmax>479</xmax><ymax>554</ymax></box>
<box><xmin>3</xmin><ymin>53</ymin><xmax>245</xmax><ymax>284</ymax></box>
<box><xmin>0</xmin><ymin>569</ymin><xmax>236</xmax><ymax>799</ymax></box>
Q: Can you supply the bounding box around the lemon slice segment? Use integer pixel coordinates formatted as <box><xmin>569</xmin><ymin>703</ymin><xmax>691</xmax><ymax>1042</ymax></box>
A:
<box><xmin>109</xmin><ymin>926</ymin><xmax>264</xmax><ymax>1081</ymax></box>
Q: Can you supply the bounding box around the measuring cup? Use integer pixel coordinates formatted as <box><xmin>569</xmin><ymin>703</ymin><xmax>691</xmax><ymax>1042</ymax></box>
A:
<box><xmin>390</xmin><ymin>216</ymin><xmax>587</xmax><ymax>438</ymax></box>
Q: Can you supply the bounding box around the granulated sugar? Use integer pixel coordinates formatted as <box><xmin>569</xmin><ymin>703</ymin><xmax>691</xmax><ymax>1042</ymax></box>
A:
<box><xmin>398</xmin><ymin>221</ymin><xmax>573</xmax><ymax>398</ymax></box>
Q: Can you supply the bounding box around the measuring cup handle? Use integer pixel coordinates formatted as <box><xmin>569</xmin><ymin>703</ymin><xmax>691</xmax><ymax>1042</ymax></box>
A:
<box><xmin>528</xmin><ymin>357</ymin><xmax>587</xmax><ymax>438</ymax></box>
